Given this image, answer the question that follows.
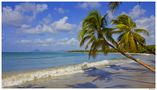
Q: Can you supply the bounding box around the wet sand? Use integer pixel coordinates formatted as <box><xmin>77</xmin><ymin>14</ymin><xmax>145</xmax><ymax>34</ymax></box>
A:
<box><xmin>8</xmin><ymin>57</ymin><xmax>155</xmax><ymax>88</ymax></box>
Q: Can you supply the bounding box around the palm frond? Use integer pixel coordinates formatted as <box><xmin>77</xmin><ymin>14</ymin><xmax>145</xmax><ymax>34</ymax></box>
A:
<box><xmin>80</xmin><ymin>35</ymin><xmax>92</xmax><ymax>47</ymax></box>
<box><xmin>134</xmin><ymin>29</ymin><xmax>149</xmax><ymax>36</ymax></box>
<box><xmin>129</xmin><ymin>34</ymin><xmax>138</xmax><ymax>52</ymax></box>
<box><xmin>133</xmin><ymin>32</ymin><xmax>146</xmax><ymax>45</ymax></box>
<box><xmin>103</xmin><ymin>28</ymin><xmax>117</xmax><ymax>46</ymax></box>
<box><xmin>115</xmin><ymin>24</ymin><xmax>130</xmax><ymax>30</ymax></box>
<box><xmin>79</xmin><ymin>10</ymin><xmax>111</xmax><ymax>58</ymax></box>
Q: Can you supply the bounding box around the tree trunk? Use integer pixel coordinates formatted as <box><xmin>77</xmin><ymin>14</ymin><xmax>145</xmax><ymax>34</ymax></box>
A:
<box><xmin>100</xmin><ymin>33</ymin><xmax>155</xmax><ymax>72</ymax></box>
<box><xmin>107</xmin><ymin>42</ymin><xmax>155</xmax><ymax>72</ymax></box>
<box><xmin>117</xmin><ymin>49</ymin><xmax>155</xmax><ymax>72</ymax></box>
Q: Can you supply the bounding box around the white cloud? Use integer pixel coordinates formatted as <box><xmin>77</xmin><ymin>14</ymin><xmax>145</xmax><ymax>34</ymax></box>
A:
<box><xmin>54</xmin><ymin>7</ymin><xmax>67</xmax><ymax>14</ymax></box>
<box><xmin>129</xmin><ymin>5</ymin><xmax>145</xmax><ymax>19</ymax></box>
<box><xmin>56</xmin><ymin>38</ymin><xmax>79</xmax><ymax>45</ymax></box>
<box><xmin>18</xmin><ymin>38</ymin><xmax>55</xmax><ymax>46</ymax></box>
<box><xmin>22</xmin><ymin>24</ymin><xmax>56</xmax><ymax>34</ymax></box>
<box><xmin>135</xmin><ymin>15</ymin><xmax>155</xmax><ymax>30</ymax></box>
<box><xmin>18</xmin><ymin>38</ymin><xmax>79</xmax><ymax>46</ymax></box>
<box><xmin>18</xmin><ymin>40</ymin><xmax>32</xmax><ymax>44</ymax></box>
<box><xmin>120</xmin><ymin>5</ymin><xmax>145</xmax><ymax>19</ymax></box>
<box><xmin>135</xmin><ymin>15</ymin><xmax>155</xmax><ymax>44</ymax></box>
<box><xmin>35</xmin><ymin>38</ymin><xmax>55</xmax><ymax>46</ymax></box>
<box><xmin>21</xmin><ymin>24</ymin><xmax>31</xmax><ymax>28</ymax></box>
<box><xmin>2</xmin><ymin>3</ymin><xmax>48</xmax><ymax>27</ymax></box>
<box><xmin>78</xmin><ymin>2</ymin><xmax>101</xmax><ymax>9</ymax></box>
<box><xmin>52</xmin><ymin>16</ymin><xmax>75</xmax><ymax>31</ymax></box>
<box><xmin>21</xmin><ymin>16</ymin><xmax>76</xmax><ymax>34</ymax></box>
<box><xmin>15</xmin><ymin>3</ymin><xmax>47</xmax><ymax>13</ymax></box>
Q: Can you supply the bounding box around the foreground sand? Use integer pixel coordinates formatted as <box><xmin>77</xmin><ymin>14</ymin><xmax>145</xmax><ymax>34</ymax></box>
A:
<box><xmin>6</xmin><ymin>55</ymin><xmax>155</xmax><ymax>88</ymax></box>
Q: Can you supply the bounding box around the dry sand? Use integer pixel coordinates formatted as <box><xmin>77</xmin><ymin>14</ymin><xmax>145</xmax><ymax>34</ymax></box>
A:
<box><xmin>7</xmin><ymin>57</ymin><xmax>155</xmax><ymax>88</ymax></box>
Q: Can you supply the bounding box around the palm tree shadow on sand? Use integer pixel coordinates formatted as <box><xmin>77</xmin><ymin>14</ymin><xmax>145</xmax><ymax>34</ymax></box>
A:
<box><xmin>108</xmin><ymin>65</ymin><xmax>148</xmax><ymax>71</ymax></box>
<box><xmin>83</xmin><ymin>67</ymin><xmax>113</xmax><ymax>82</ymax></box>
<box><xmin>84</xmin><ymin>65</ymin><xmax>149</xmax><ymax>82</ymax></box>
<box><xmin>67</xmin><ymin>82</ymin><xmax>98</xmax><ymax>88</ymax></box>
<box><xmin>16</xmin><ymin>84</ymin><xmax>45</xmax><ymax>88</ymax></box>
<box><xmin>67</xmin><ymin>64</ymin><xmax>154</xmax><ymax>88</ymax></box>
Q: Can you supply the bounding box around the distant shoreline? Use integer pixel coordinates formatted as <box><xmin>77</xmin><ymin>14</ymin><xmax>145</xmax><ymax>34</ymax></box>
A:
<box><xmin>66</xmin><ymin>51</ymin><xmax>152</xmax><ymax>55</ymax></box>
<box><xmin>2</xmin><ymin>51</ymin><xmax>153</xmax><ymax>56</ymax></box>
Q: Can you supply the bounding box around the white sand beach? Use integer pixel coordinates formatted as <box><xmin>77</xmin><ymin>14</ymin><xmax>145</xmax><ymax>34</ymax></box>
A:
<box><xmin>3</xmin><ymin>54</ymin><xmax>155</xmax><ymax>88</ymax></box>
<box><xmin>2</xmin><ymin>60</ymin><xmax>117</xmax><ymax>87</ymax></box>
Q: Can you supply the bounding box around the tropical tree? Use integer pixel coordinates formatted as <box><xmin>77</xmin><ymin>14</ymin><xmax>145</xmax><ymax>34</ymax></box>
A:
<box><xmin>112</xmin><ymin>14</ymin><xmax>147</xmax><ymax>52</ymax></box>
<box><xmin>108</xmin><ymin>2</ymin><xmax>122</xmax><ymax>13</ymax></box>
<box><xmin>108</xmin><ymin>2</ymin><xmax>155</xmax><ymax>54</ymax></box>
<box><xmin>108</xmin><ymin>2</ymin><xmax>141</xmax><ymax>13</ymax></box>
<box><xmin>79</xmin><ymin>10</ymin><xmax>155</xmax><ymax>72</ymax></box>
<box><xmin>79</xmin><ymin>10</ymin><xmax>111</xmax><ymax>58</ymax></box>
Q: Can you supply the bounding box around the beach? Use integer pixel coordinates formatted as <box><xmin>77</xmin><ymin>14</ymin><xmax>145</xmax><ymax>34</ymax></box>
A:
<box><xmin>3</xmin><ymin>54</ymin><xmax>155</xmax><ymax>88</ymax></box>
<box><xmin>2</xmin><ymin>1</ymin><xmax>156</xmax><ymax>88</ymax></box>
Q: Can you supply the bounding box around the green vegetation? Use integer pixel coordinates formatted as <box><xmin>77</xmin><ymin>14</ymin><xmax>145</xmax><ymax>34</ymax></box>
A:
<box><xmin>109</xmin><ymin>2</ymin><xmax>122</xmax><ymax>13</ymax></box>
<box><xmin>68</xmin><ymin>45</ymin><xmax>155</xmax><ymax>54</ymax></box>
<box><xmin>78</xmin><ymin>10</ymin><xmax>155</xmax><ymax>72</ymax></box>
<box><xmin>108</xmin><ymin>2</ymin><xmax>140</xmax><ymax>13</ymax></box>
<box><xmin>139</xmin><ymin>45</ymin><xmax>155</xmax><ymax>54</ymax></box>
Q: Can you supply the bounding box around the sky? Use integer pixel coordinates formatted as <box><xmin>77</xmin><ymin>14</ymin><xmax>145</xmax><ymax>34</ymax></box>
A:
<box><xmin>2</xmin><ymin>2</ymin><xmax>155</xmax><ymax>52</ymax></box>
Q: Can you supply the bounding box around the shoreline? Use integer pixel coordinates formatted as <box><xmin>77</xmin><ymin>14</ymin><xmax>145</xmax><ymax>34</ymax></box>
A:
<box><xmin>3</xmin><ymin>52</ymin><xmax>148</xmax><ymax>74</ymax></box>
<box><xmin>7</xmin><ymin>57</ymin><xmax>155</xmax><ymax>88</ymax></box>
<box><xmin>67</xmin><ymin>52</ymin><xmax>152</xmax><ymax>55</ymax></box>
<box><xmin>2</xmin><ymin>53</ymin><xmax>155</xmax><ymax>88</ymax></box>
<box><xmin>3</xmin><ymin>59</ymin><xmax>133</xmax><ymax>87</ymax></box>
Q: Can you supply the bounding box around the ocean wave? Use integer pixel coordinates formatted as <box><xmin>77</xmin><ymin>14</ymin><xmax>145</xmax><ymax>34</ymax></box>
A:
<box><xmin>3</xmin><ymin>60</ymin><xmax>112</xmax><ymax>87</ymax></box>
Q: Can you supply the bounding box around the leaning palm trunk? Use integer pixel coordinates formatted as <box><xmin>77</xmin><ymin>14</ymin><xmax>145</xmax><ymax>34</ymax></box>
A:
<box><xmin>108</xmin><ymin>43</ymin><xmax>155</xmax><ymax>72</ymax></box>
<box><xmin>100</xmin><ymin>32</ymin><xmax>155</xmax><ymax>72</ymax></box>
<box><xmin>108</xmin><ymin>14</ymin><xmax>155</xmax><ymax>72</ymax></box>
<box><xmin>79</xmin><ymin>10</ymin><xmax>155</xmax><ymax>73</ymax></box>
<box><xmin>118</xmin><ymin>49</ymin><xmax>155</xmax><ymax>72</ymax></box>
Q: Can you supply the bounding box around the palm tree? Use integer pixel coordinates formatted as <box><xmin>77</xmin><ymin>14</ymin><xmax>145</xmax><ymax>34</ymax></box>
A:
<box><xmin>79</xmin><ymin>10</ymin><xmax>155</xmax><ymax>72</ymax></box>
<box><xmin>108</xmin><ymin>2</ymin><xmax>122</xmax><ymax>13</ymax></box>
<box><xmin>109</xmin><ymin>2</ymin><xmax>155</xmax><ymax>54</ymax></box>
<box><xmin>79</xmin><ymin>10</ymin><xmax>111</xmax><ymax>58</ymax></box>
<box><xmin>108</xmin><ymin>2</ymin><xmax>140</xmax><ymax>13</ymax></box>
<box><xmin>112</xmin><ymin>14</ymin><xmax>147</xmax><ymax>52</ymax></box>
<box><xmin>112</xmin><ymin>14</ymin><xmax>155</xmax><ymax>54</ymax></box>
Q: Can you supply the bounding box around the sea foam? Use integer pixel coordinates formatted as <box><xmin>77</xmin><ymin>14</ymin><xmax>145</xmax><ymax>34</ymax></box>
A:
<box><xmin>3</xmin><ymin>60</ymin><xmax>110</xmax><ymax>87</ymax></box>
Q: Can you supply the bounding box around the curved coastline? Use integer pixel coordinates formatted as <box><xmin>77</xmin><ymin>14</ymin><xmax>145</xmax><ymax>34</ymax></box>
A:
<box><xmin>2</xmin><ymin>53</ymin><xmax>152</xmax><ymax>87</ymax></box>
<box><xmin>3</xmin><ymin>59</ymin><xmax>133</xmax><ymax>87</ymax></box>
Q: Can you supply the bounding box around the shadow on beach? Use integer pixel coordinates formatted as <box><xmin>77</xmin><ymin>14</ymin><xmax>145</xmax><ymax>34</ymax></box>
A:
<box><xmin>67</xmin><ymin>64</ymin><xmax>155</xmax><ymax>88</ymax></box>
<box><xmin>16</xmin><ymin>85</ymin><xmax>46</xmax><ymax>88</ymax></box>
<box><xmin>8</xmin><ymin>61</ymin><xmax>155</xmax><ymax>88</ymax></box>
<box><xmin>67</xmin><ymin>82</ymin><xmax>98</xmax><ymax>88</ymax></box>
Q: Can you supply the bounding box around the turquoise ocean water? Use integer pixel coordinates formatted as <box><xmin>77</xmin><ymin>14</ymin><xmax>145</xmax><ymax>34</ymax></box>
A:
<box><xmin>2</xmin><ymin>52</ymin><xmax>154</xmax><ymax>72</ymax></box>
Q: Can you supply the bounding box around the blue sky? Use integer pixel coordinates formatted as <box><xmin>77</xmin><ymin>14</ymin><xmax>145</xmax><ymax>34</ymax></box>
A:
<box><xmin>2</xmin><ymin>2</ymin><xmax>155</xmax><ymax>52</ymax></box>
